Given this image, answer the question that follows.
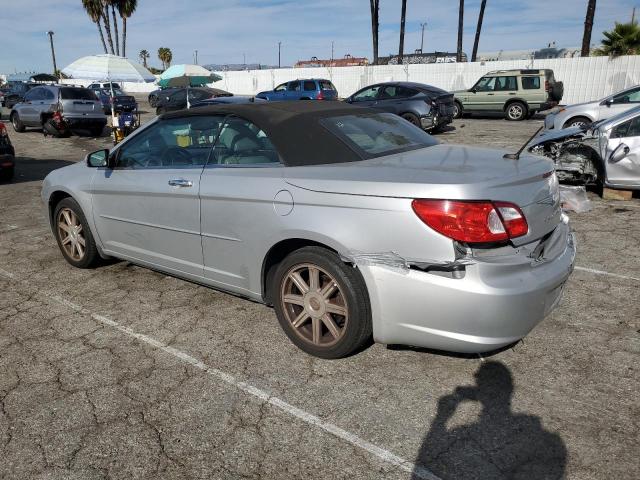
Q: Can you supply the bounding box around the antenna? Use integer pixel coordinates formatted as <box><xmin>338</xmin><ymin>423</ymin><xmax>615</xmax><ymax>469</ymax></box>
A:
<box><xmin>503</xmin><ymin>126</ymin><xmax>544</xmax><ymax>160</ymax></box>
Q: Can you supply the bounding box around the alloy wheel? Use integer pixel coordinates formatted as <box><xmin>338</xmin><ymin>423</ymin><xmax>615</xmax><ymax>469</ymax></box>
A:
<box><xmin>508</xmin><ymin>104</ymin><xmax>524</xmax><ymax>120</ymax></box>
<box><xmin>280</xmin><ymin>263</ymin><xmax>348</xmax><ymax>347</ymax></box>
<box><xmin>57</xmin><ymin>207</ymin><xmax>86</xmax><ymax>261</ymax></box>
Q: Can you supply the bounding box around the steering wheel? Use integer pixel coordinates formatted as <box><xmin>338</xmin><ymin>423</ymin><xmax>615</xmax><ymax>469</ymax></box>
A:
<box><xmin>159</xmin><ymin>146</ymin><xmax>192</xmax><ymax>166</ymax></box>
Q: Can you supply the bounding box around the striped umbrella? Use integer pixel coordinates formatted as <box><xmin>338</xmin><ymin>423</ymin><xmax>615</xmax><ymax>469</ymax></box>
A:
<box><xmin>158</xmin><ymin>64</ymin><xmax>222</xmax><ymax>88</ymax></box>
<box><xmin>62</xmin><ymin>54</ymin><xmax>155</xmax><ymax>83</ymax></box>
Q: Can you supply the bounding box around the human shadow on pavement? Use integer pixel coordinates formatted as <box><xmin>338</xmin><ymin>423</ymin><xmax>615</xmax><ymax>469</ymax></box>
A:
<box><xmin>411</xmin><ymin>361</ymin><xmax>566</xmax><ymax>480</ymax></box>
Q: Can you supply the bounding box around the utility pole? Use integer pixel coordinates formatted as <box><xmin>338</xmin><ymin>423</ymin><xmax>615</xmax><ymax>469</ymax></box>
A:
<box><xmin>456</xmin><ymin>1</ymin><xmax>464</xmax><ymax>62</ymax></box>
<box><xmin>420</xmin><ymin>23</ymin><xmax>427</xmax><ymax>53</ymax></box>
<box><xmin>471</xmin><ymin>0</ymin><xmax>487</xmax><ymax>62</ymax></box>
<box><xmin>581</xmin><ymin>0</ymin><xmax>596</xmax><ymax>57</ymax></box>
<box><xmin>398</xmin><ymin>0</ymin><xmax>407</xmax><ymax>64</ymax></box>
<box><xmin>632</xmin><ymin>6</ymin><xmax>636</xmax><ymax>24</ymax></box>
<box><xmin>47</xmin><ymin>31</ymin><xmax>58</xmax><ymax>78</ymax></box>
<box><xmin>278</xmin><ymin>41</ymin><xmax>281</xmax><ymax>68</ymax></box>
<box><xmin>194</xmin><ymin>50</ymin><xmax>198</xmax><ymax>64</ymax></box>
<box><xmin>331</xmin><ymin>41</ymin><xmax>334</xmax><ymax>63</ymax></box>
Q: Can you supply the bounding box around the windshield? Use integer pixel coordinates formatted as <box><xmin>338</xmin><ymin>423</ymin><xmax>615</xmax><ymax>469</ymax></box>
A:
<box><xmin>60</xmin><ymin>88</ymin><xmax>98</xmax><ymax>101</ymax></box>
<box><xmin>320</xmin><ymin>112</ymin><xmax>438</xmax><ymax>159</ymax></box>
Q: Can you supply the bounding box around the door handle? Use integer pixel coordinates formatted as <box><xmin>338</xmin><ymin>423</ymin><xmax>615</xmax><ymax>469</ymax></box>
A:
<box><xmin>168</xmin><ymin>178</ymin><xmax>193</xmax><ymax>187</ymax></box>
<box><xmin>487</xmin><ymin>93</ymin><xmax>495</xmax><ymax>96</ymax></box>
<box><xmin>508</xmin><ymin>92</ymin><xmax>516</xmax><ymax>95</ymax></box>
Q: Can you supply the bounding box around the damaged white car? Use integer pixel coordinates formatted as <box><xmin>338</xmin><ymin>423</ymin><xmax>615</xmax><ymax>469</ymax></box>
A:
<box><xmin>529</xmin><ymin>105</ymin><xmax>640</xmax><ymax>189</ymax></box>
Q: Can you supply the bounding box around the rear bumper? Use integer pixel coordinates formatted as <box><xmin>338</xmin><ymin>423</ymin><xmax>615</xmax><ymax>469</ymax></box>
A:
<box><xmin>421</xmin><ymin>112</ymin><xmax>453</xmax><ymax>130</ymax></box>
<box><xmin>65</xmin><ymin>116</ymin><xmax>107</xmax><ymax>128</ymax></box>
<box><xmin>360</xmin><ymin>221</ymin><xmax>576</xmax><ymax>353</ymax></box>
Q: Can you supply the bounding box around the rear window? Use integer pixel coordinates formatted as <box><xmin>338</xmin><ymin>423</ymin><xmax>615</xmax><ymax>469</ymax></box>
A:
<box><xmin>521</xmin><ymin>77</ymin><xmax>541</xmax><ymax>89</ymax></box>
<box><xmin>320</xmin><ymin>113</ymin><xmax>437</xmax><ymax>159</ymax></box>
<box><xmin>60</xmin><ymin>88</ymin><xmax>98</xmax><ymax>100</ymax></box>
<box><xmin>319</xmin><ymin>80</ymin><xmax>336</xmax><ymax>91</ymax></box>
<box><xmin>303</xmin><ymin>81</ymin><xmax>317</xmax><ymax>91</ymax></box>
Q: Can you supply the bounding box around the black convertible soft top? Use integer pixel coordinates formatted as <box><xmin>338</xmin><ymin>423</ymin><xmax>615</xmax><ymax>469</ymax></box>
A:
<box><xmin>161</xmin><ymin>101</ymin><xmax>372</xmax><ymax>166</ymax></box>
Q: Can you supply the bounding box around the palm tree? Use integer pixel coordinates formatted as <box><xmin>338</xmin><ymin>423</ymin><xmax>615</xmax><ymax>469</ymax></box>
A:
<box><xmin>369</xmin><ymin>0</ymin><xmax>380</xmax><ymax>65</ymax></box>
<box><xmin>471</xmin><ymin>0</ymin><xmax>487</xmax><ymax>62</ymax></box>
<box><xmin>139</xmin><ymin>49</ymin><xmax>150</xmax><ymax>68</ymax></box>
<box><xmin>117</xmin><ymin>0</ymin><xmax>137</xmax><ymax>57</ymax></box>
<box><xmin>398</xmin><ymin>0</ymin><xmax>407</xmax><ymax>64</ymax></box>
<box><xmin>597</xmin><ymin>22</ymin><xmax>640</xmax><ymax>56</ymax></box>
<box><xmin>106</xmin><ymin>0</ymin><xmax>120</xmax><ymax>55</ymax></box>
<box><xmin>457</xmin><ymin>0</ymin><xmax>464</xmax><ymax>62</ymax></box>
<box><xmin>81</xmin><ymin>0</ymin><xmax>109</xmax><ymax>54</ymax></box>
<box><xmin>100</xmin><ymin>0</ymin><xmax>116</xmax><ymax>54</ymax></box>
<box><xmin>158</xmin><ymin>48</ymin><xmax>173</xmax><ymax>70</ymax></box>
<box><xmin>581</xmin><ymin>0</ymin><xmax>597</xmax><ymax>56</ymax></box>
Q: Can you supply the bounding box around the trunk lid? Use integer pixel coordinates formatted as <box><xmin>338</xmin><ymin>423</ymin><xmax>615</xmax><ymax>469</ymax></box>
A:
<box><xmin>285</xmin><ymin>144</ymin><xmax>561</xmax><ymax>245</ymax></box>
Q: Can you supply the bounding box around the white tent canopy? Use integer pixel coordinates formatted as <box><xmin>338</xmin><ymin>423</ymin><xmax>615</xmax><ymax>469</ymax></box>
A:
<box><xmin>62</xmin><ymin>54</ymin><xmax>155</xmax><ymax>83</ymax></box>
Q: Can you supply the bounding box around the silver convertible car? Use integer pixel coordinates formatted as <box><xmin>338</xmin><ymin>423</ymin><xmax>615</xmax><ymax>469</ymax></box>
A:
<box><xmin>42</xmin><ymin>102</ymin><xmax>576</xmax><ymax>358</ymax></box>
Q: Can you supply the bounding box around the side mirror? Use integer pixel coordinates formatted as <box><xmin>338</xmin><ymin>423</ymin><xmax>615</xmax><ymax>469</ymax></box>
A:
<box><xmin>602</xmin><ymin>98</ymin><xmax>613</xmax><ymax>107</ymax></box>
<box><xmin>345</xmin><ymin>97</ymin><xmax>353</xmax><ymax>104</ymax></box>
<box><xmin>470</xmin><ymin>87</ymin><xmax>477</xmax><ymax>93</ymax></box>
<box><xmin>609</xmin><ymin>143</ymin><xmax>630</xmax><ymax>163</ymax></box>
<box><xmin>86</xmin><ymin>149</ymin><xmax>110</xmax><ymax>168</ymax></box>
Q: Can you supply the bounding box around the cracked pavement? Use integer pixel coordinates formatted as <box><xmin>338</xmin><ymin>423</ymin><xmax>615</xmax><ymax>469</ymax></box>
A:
<box><xmin>0</xmin><ymin>102</ymin><xmax>638</xmax><ymax>479</ymax></box>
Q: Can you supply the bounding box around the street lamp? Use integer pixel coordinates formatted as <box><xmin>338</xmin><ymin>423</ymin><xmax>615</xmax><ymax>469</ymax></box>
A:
<box><xmin>47</xmin><ymin>31</ymin><xmax>58</xmax><ymax>79</ymax></box>
<box><xmin>420</xmin><ymin>22</ymin><xmax>427</xmax><ymax>54</ymax></box>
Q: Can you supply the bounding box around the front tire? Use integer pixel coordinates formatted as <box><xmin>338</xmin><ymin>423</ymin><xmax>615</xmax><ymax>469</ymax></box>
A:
<box><xmin>11</xmin><ymin>112</ymin><xmax>25</xmax><ymax>132</ymax></box>
<box><xmin>563</xmin><ymin>116</ymin><xmax>591</xmax><ymax>129</ymax></box>
<box><xmin>273</xmin><ymin>246</ymin><xmax>372</xmax><ymax>359</ymax></box>
<box><xmin>453</xmin><ymin>101</ymin><xmax>463</xmax><ymax>119</ymax></box>
<box><xmin>505</xmin><ymin>101</ymin><xmax>527</xmax><ymax>121</ymax></box>
<box><xmin>53</xmin><ymin>198</ymin><xmax>100</xmax><ymax>269</ymax></box>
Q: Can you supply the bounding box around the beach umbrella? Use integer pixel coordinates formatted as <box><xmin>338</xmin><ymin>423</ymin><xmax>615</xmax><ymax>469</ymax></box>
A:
<box><xmin>62</xmin><ymin>54</ymin><xmax>155</xmax><ymax>83</ymax></box>
<box><xmin>62</xmin><ymin>54</ymin><xmax>154</xmax><ymax>138</ymax></box>
<box><xmin>159</xmin><ymin>65</ymin><xmax>222</xmax><ymax>107</ymax></box>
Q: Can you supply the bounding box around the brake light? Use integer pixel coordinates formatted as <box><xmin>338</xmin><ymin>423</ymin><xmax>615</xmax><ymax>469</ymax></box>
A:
<box><xmin>317</xmin><ymin>90</ymin><xmax>324</xmax><ymax>100</ymax></box>
<box><xmin>411</xmin><ymin>199</ymin><xmax>528</xmax><ymax>244</ymax></box>
<box><xmin>0</xmin><ymin>123</ymin><xmax>7</xmax><ymax>136</ymax></box>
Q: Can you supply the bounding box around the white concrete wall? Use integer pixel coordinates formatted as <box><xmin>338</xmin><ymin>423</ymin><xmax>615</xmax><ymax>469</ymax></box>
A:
<box><xmin>211</xmin><ymin>55</ymin><xmax>640</xmax><ymax>105</ymax></box>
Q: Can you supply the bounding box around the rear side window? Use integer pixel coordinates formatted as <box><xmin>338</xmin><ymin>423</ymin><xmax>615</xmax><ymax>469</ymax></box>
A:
<box><xmin>320</xmin><ymin>113</ymin><xmax>438</xmax><ymax>159</ymax></box>
<box><xmin>303</xmin><ymin>81</ymin><xmax>317</xmax><ymax>91</ymax></box>
<box><xmin>521</xmin><ymin>77</ymin><xmax>541</xmax><ymax>89</ymax></box>
<box><xmin>380</xmin><ymin>85</ymin><xmax>418</xmax><ymax>99</ymax></box>
<box><xmin>60</xmin><ymin>88</ymin><xmax>98</xmax><ymax>100</ymax></box>
<box><xmin>319</xmin><ymin>80</ymin><xmax>336</xmax><ymax>91</ymax></box>
<box><xmin>42</xmin><ymin>89</ymin><xmax>55</xmax><ymax>100</ymax></box>
<box><xmin>494</xmin><ymin>76</ymin><xmax>517</xmax><ymax>91</ymax></box>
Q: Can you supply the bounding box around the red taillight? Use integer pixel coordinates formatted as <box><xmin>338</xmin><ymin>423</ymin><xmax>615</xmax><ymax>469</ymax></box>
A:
<box><xmin>411</xmin><ymin>199</ymin><xmax>528</xmax><ymax>244</ymax></box>
<box><xmin>0</xmin><ymin>123</ymin><xmax>6</xmax><ymax>136</ymax></box>
<box><xmin>317</xmin><ymin>90</ymin><xmax>324</xmax><ymax>100</ymax></box>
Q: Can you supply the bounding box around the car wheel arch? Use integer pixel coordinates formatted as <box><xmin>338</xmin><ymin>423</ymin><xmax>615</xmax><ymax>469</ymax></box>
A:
<box><xmin>261</xmin><ymin>237</ymin><xmax>348</xmax><ymax>304</ymax></box>
<box><xmin>48</xmin><ymin>190</ymin><xmax>73</xmax><ymax>226</ymax></box>
<box><xmin>503</xmin><ymin>98</ymin><xmax>529</xmax><ymax>112</ymax></box>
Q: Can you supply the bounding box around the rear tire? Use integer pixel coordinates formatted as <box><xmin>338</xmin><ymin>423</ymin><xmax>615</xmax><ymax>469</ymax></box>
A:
<box><xmin>273</xmin><ymin>246</ymin><xmax>372</xmax><ymax>359</ymax></box>
<box><xmin>563</xmin><ymin>116</ymin><xmax>591</xmax><ymax>129</ymax></box>
<box><xmin>401</xmin><ymin>112</ymin><xmax>421</xmax><ymax>127</ymax></box>
<box><xmin>10</xmin><ymin>112</ymin><xmax>25</xmax><ymax>132</ymax></box>
<box><xmin>53</xmin><ymin>198</ymin><xmax>100</xmax><ymax>269</ymax></box>
<box><xmin>505</xmin><ymin>101</ymin><xmax>527</xmax><ymax>121</ymax></box>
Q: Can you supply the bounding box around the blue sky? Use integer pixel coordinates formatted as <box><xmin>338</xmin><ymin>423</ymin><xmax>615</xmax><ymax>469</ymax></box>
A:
<box><xmin>1</xmin><ymin>0</ymin><xmax>635</xmax><ymax>74</ymax></box>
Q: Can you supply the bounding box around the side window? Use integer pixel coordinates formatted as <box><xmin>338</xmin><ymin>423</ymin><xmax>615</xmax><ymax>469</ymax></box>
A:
<box><xmin>274</xmin><ymin>83</ymin><xmax>287</xmax><ymax>92</ymax></box>
<box><xmin>117</xmin><ymin>116</ymin><xmax>225</xmax><ymax>169</ymax></box>
<box><xmin>171</xmin><ymin>90</ymin><xmax>187</xmax><ymax>103</ymax></box>
<box><xmin>212</xmin><ymin>117</ymin><xmax>280</xmax><ymax>166</ymax></box>
<box><xmin>24</xmin><ymin>88</ymin><xmax>42</xmax><ymax>101</ymax></box>
<box><xmin>494</xmin><ymin>76</ymin><xmax>517</xmax><ymax>91</ymax></box>
<box><xmin>353</xmin><ymin>86</ymin><xmax>381</xmax><ymax>101</ymax></box>
<box><xmin>288</xmin><ymin>81</ymin><xmax>301</xmax><ymax>92</ymax></box>
<box><xmin>612</xmin><ymin>87</ymin><xmax>640</xmax><ymax>104</ymax></box>
<box><xmin>88</xmin><ymin>84</ymin><xmax>97</xmax><ymax>89</ymax></box>
<box><xmin>303</xmin><ymin>81</ymin><xmax>316</xmax><ymax>91</ymax></box>
<box><xmin>521</xmin><ymin>77</ymin><xmax>541</xmax><ymax>89</ymax></box>
<box><xmin>380</xmin><ymin>86</ymin><xmax>417</xmax><ymax>98</ymax></box>
<box><xmin>612</xmin><ymin>117</ymin><xmax>640</xmax><ymax>138</ymax></box>
<box><xmin>474</xmin><ymin>77</ymin><xmax>496</xmax><ymax>92</ymax></box>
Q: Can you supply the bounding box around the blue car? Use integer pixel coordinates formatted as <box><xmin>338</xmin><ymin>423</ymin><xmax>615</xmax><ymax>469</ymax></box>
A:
<box><xmin>256</xmin><ymin>79</ymin><xmax>338</xmax><ymax>101</ymax></box>
<box><xmin>87</xmin><ymin>83</ymin><xmax>138</xmax><ymax>114</ymax></box>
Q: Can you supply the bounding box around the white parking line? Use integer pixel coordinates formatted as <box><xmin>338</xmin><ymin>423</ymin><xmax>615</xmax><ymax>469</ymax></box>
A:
<box><xmin>0</xmin><ymin>267</ymin><xmax>439</xmax><ymax>480</ymax></box>
<box><xmin>574</xmin><ymin>266</ymin><xmax>640</xmax><ymax>282</ymax></box>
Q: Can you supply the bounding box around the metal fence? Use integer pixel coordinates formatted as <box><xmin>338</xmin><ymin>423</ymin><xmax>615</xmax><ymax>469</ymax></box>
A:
<box><xmin>211</xmin><ymin>55</ymin><xmax>640</xmax><ymax>105</ymax></box>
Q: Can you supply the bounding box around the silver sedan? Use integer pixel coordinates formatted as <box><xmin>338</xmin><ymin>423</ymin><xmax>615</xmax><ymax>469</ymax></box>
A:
<box><xmin>530</xmin><ymin>105</ymin><xmax>640</xmax><ymax>189</ymax></box>
<box><xmin>42</xmin><ymin>102</ymin><xmax>575</xmax><ymax>358</ymax></box>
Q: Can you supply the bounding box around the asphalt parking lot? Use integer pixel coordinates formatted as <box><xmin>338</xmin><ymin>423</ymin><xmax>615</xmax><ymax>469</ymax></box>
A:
<box><xmin>0</xmin><ymin>100</ymin><xmax>638</xmax><ymax>480</ymax></box>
